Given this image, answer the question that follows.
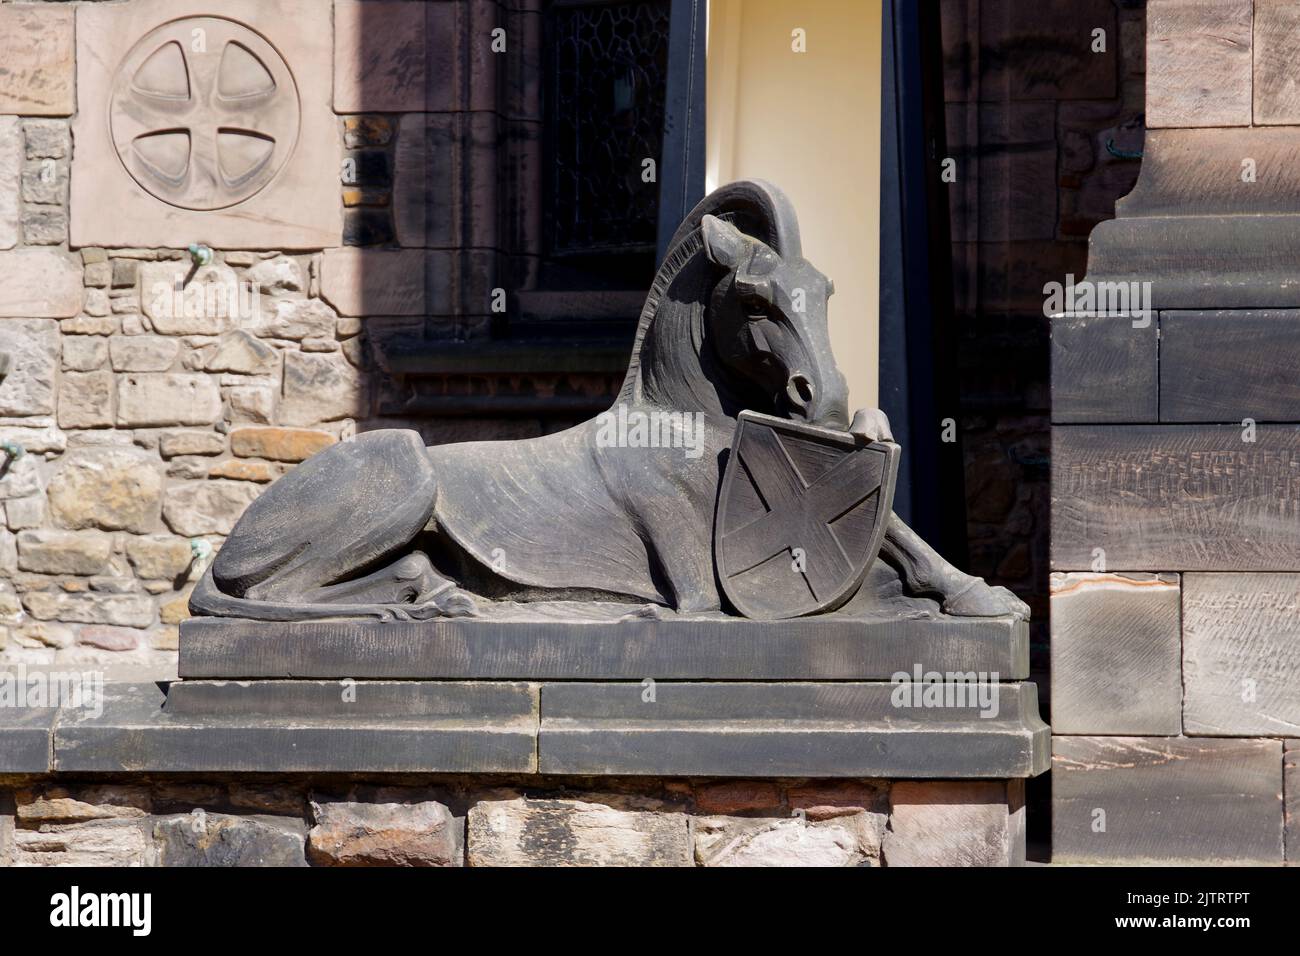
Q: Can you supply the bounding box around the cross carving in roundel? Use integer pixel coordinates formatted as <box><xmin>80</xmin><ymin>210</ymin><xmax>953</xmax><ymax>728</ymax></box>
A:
<box><xmin>110</xmin><ymin>17</ymin><xmax>300</xmax><ymax>211</ymax></box>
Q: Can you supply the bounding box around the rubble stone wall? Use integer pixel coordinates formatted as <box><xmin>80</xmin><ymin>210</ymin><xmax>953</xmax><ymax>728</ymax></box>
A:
<box><xmin>0</xmin><ymin>775</ymin><xmax>1025</xmax><ymax>867</ymax></box>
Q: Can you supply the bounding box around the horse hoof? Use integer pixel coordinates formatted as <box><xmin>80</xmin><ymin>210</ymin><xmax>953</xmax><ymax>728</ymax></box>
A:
<box><xmin>942</xmin><ymin>581</ymin><xmax>1030</xmax><ymax>621</ymax></box>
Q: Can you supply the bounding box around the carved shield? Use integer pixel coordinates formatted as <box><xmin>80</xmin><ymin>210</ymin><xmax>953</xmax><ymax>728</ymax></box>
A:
<box><xmin>715</xmin><ymin>411</ymin><xmax>899</xmax><ymax>620</ymax></box>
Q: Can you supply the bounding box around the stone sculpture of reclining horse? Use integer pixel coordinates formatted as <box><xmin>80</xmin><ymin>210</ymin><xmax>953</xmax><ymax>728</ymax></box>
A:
<box><xmin>191</xmin><ymin>181</ymin><xmax>1027</xmax><ymax>622</ymax></box>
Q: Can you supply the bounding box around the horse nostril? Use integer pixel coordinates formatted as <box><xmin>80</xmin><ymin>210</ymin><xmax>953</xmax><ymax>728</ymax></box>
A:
<box><xmin>786</xmin><ymin>374</ymin><xmax>815</xmax><ymax>413</ymax></box>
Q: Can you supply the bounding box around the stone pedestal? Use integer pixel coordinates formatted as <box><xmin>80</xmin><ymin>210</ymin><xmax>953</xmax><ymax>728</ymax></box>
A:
<box><xmin>1</xmin><ymin>607</ymin><xmax>1047</xmax><ymax>866</ymax></box>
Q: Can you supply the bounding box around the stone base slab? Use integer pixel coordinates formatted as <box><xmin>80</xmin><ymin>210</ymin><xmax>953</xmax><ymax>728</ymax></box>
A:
<box><xmin>178</xmin><ymin>613</ymin><xmax>1029</xmax><ymax>680</ymax></box>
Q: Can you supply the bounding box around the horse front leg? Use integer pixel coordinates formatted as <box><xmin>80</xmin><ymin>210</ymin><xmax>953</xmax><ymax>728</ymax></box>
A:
<box><xmin>881</xmin><ymin>513</ymin><xmax>1029</xmax><ymax>620</ymax></box>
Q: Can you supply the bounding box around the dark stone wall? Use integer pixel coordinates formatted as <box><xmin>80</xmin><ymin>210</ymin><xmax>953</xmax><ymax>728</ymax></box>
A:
<box><xmin>939</xmin><ymin>0</ymin><xmax>1146</xmax><ymax>669</ymax></box>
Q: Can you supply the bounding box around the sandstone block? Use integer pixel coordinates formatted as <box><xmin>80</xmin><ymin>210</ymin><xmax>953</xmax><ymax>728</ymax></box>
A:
<box><xmin>16</xmin><ymin>785</ymin><xmax>151</xmax><ymax>823</ymax></box>
<box><xmin>62</xmin><ymin>336</ymin><xmax>109</xmax><ymax>372</ymax></box>
<box><xmin>280</xmin><ymin>352</ymin><xmax>365</xmax><ymax>425</ymax></box>
<box><xmin>47</xmin><ymin>447</ymin><xmax>162</xmax><ymax>533</ymax></box>
<box><xmin>0</xmin><ymin>318</ymin><xmax>57</xmax><ymax>416</ymax></box>
<box><xmin>21</xmin><ymin>591</ymin><xmax>154</xmax><ymax>628</ymax></box>
<box><xmin>203</xmin><ymin>330</ymin><xmax>276</xmax><ymax>374</ymax></box>
<box><xmin>58</xmin><ymin>370</ymin><xmax>114</xmax><ymax>428</ymax></box>
<box><xmin>125</xmin><ymin>535</ymin><xmax>194</xmax><ymax>581</ymax></box>
<box><xmin>139</xmin><ymin>262</ymin><xmax>246</xmax><ymax>335</ymax></box>
<box><xmin>1147</xmin><ymin>0</ymin><xmax>1252</xmax><ymax>127</ymax></box>
<box><xmin>229</xmin><ymin>426</ymin><xmax>336</xmax><ymax>463</ymax></box>
<box><xmin>259</xmin><ymin>298</ymin><xmax>337</xmax><ymax>340</ymax></box>
<box><xmin>109</xmin><ymin>335</ymin><xmax>180</xmax><ymax>372</ymax></box>
<box><xmin>158</xmin><ymin>430</ymin><xmax>225</xmax><ymax>459</ymax></box>
<box><xmin>0</xmin><ymin>4</ymin><xmax>75</xmax><ymax>115</ymax></box>
<box><xmin>0</xmin><ymin>117</ymin><xmax>18</xmax><ymax>249</ymax></box>
<box><xmin>245</xmin><ymin>256</ymin><xmax>305</xmax><ymax>295</ymax></box>
<box><xmin>78</xmin><ymin>625</ymin><xmax>142</xmax><ymax>652</ymax></box>
<box><xmin>16</xmin><ymin>530</ymin><xmax>112</xmax><ymax>576</ymax></box>
<box><xmin>1050</xmin><ymin>572</ymin><xmax>1182</xmax><ymax>735</ymax></box>
<box><xmin>163</xmin><ymin>481</ymin><xmax>260</xmax><ymax>536</ymax></box>
<box><xmin>154</xmin><ymin>812</ymin><xmax>307</xmax><ymax>867</ymax></box>
<box><xmin>882</xmin><ymin>781</ymin><xmax>1023</xmax><ymax>866</ymax></box>
<box><xmin>308</xmin><ymin>799</ymin><xmax>462</xmax><ymax>867</ymax></box>
<box><xmin>0</xmin><ymin>250</ymin><xmax>83</xmax><ymax>317</ymax></box>
<box><xmin>694</xmin><ymin>815</ymin><xmax>873</xmax><ymax>867</ymax></box>
<box><xmin>117</xmin><ymin>374</ymin><xmax>221</xmax><ymax>427</ymax></box>
<box><xmin>467</xmin><ymin>796</ymin><xmax>691</xmax><ymax>867</ymax></box>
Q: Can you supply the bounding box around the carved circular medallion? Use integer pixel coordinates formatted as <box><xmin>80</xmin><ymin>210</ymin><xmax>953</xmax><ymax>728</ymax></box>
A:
<box><xmin>110</xmin><ymin>17</ymin><xmax>300</xmax><ymax>210</ymax></box>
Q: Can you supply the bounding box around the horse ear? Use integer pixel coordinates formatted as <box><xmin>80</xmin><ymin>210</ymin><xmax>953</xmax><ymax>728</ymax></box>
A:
<box><xmin>701</xmin><ymin>214</ymin><xmax>745</xmax><ymax>270</ymax></box>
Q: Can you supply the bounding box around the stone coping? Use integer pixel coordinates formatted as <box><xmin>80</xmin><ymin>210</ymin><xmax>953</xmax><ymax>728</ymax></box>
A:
<box><xmin>0</xmin><ymin>679</ymin><xmax>1050</xmax><ymax>779</ymax></box>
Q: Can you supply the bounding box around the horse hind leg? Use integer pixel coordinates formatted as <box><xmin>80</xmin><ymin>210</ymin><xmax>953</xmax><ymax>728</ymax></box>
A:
<box><xmin>198</xmin><ymin>429</ymin><xmax>476</xmax><ymax>620</ymax></box>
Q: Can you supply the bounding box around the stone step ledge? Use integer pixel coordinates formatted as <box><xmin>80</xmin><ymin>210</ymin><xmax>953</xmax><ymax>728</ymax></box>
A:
<box><xmin>1</xmin><ymin>679</ymin><xmax>1049</xmax><ymax>779</ymax></box>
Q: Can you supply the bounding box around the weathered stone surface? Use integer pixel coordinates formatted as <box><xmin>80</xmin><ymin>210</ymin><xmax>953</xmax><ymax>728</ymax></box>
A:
<box><xmin>694</xmin><ymin>781</ymin><xmax>781</xmax><ymax>815</ymax></box>
<box><xmin>0</xmin><ymin>422</ymin><xmax>64</xmax><ymax>457</ymax></box>
<box><xmin>139</xmin><ymin>262</ymin><xmax>244</xmax><ymax>335</ymax></box>
<box><xmin>1050</xmin><ymin>572</ymin><xmax>1182</xmax><ymax>735</ymax></box>
<box><xmin>230</xmin><ymin>426</ymin><xmax>336</xmax><ymax>462</ymax></box>
<box><xmin>539</xmin><ymin>681</ymin><xmax>1048</xmax><ymax>779</ymax></box>
<box><xmin>784</xmin><ymin>782</ymin><xmax>887</xmax><ymax>822</ymax></box>
<box><xmin>16</xmin><ymin>530</ymin><xmax>112</xmax><ymax>576</ymax></box>
<box><xmin>308</xmin><ymin>799</ymin><xmax>462</xmax><ymax>866</ymax></box>
<box><xmin>1160</xmin><ymin>310</ymin><xmax>1300</xmax><ymax>421</ymax></box>
<box><xmin>226</xmin><ymin>385</ymin><xmax>275</xmax><ymax>424</ymax></box>
<box><xmin>23</xmin><ymin>206</ymin><xmax>66</xmax><ymax>244</ymax></box>
<box><xmin>334</xmin><ymin>0</ymin><xmax>462</xmax><ymax>112</ymax></box>
<box><xmin>79</xmin><ymin>625</ymin><xmax>142</xmax><ymax>652</ymax></box>
<box><xmin>258</xmin><ymin>297</ymin><xmax>338</xmax><ymax>340</ymax></box>
<box><xmin>1183</xmin><ymin>573</ymin><xmax>1300</xmax><ymax>735</ymax></box>
<box><xmin>126</xmin><ymin>535</ymin><xmax>194</xmax><ymax>581</ymax></box>
<box><xmin>48</xmin><ymin>447</ymin><xmax>162</xmax><ymax>533</ymax></box>
<box><xmin>883</xmin><ymin>781</ymin><xmax>1024</xmax><ymax>866</ymax></box>
<box><xmin>693</xmin><ymin>815</ymin><xmax>875</xmax><ymax>867</ymax></box>
<box><xmin>1052</xmin><ymin>425</ymin><xmax>1300</xmax><ymax>570</ymax></box>
<box><xmin>117</xmin><ymin>374</ymin><xmax>222</xmax><ymax>427</ymax></box>
<box><xmin>24</xmin><ymin>120</ymin><xmax>71</xmax><ymax>160</ymax></box>
<box><xmin>0</xmin><ymin>319</ymin><xmax>57</xmax><ymax>416</ymax></box>
<box><xmin>162</xmin><ymin>481</ymin><xmax>261</xmax><ymax>536</ymax></box>
<box><xmin>0</xmin><ymin>454</ymin><xmax>40</xmax><ymax>501</ymax></box>
<box><xmin>15</xmin><ymin>786</ymin><xmax>149</xmax><ymax>823</ymax></box>
<box><xmin>978</xmin><ymin>0</ymin><xmax>1117</xmax><ymax>101</ymax></box>
<box><xmin>179</xmin><ymin>613</ymin><xmax>1030</xmax><ymax>682</ymax></box>
<box><xmin>22</xmin><ymin>591</ymin><xmax>154</xmax><ymax>628</ymax></box>
<box><xmin>208</xmin><ymin>460</ymin><xmax>275</xmax><ymax>482</ymax></box>
<box><xmin>280</xmin><ymin>351</ymin><xmax>365</xmax><ymax>425</ymax></box>
<box><xmin>1286</xmin><ymin>741</ymin><xmax>1300</xmax><ymax>863</ymax></box>
<box><xmin>1050</xmin><ymin>313</ymin><xmax>1157</xmax><ymax>424</ymax></box>
<box><xmin>0</xmin><ymin>116</ymin><xmax>18</xmax><ymax>249</ymax></box>
<box><xmin>467</xmin><ymin>796</ymin><xmax>692</xmax><ymax>867</ymax></box>
<box><xmin>1255</xmin><ymin>0</ymin><xmax>1300</xmax><ymax>124</ymax></box>
<box><xmin>0</xmin><ymin>4</ymin><xmax>75</xmax><ymax>115</ymax></box>
<box><xmin>0</xmin><ymin>704</ymin><xmax>57</xmax><ymax>772</ymax></box>
<box><xmin>57</xmin><ymin>370</ymin><xmax>114</xmax><ymax>428</ymax></box>
<box><xmin>62</xmin><ymin>336</ymin><xmax>109</xmax><ymax>372</ymax></box>
<box><xmin>159</xmin><ymin>430</ymin><xmax>224</xmax><ymax>459</ymax></box>
<box><xmin>1147</xmin><ymin>0</ymin><xmax>1252</xmax><ymax>128</ymax></box>
<box><xmin>394</xmin><ymin>113</ymin><xmax>497</xmax><ymax>248</ymax></box>
<box><xmin>109</xmin><ymin>335</ymin><xmax>179</xmax><ymax>372</ymax></box>
<box><xmin>56</xmin><ymin>682</ymin><xmax>537</xmax><ymax>773</ymax></box>
<box><xmin>245</xmin><ymin>256</ymin><xmax>305</xmax><ymax>295</ymax></box>
<box><xmin>5</xmin><ymin>494</ymin><xmax>45</xmax><ymax>530</ymax></box>
<box><xmin>971</xmin><ymin>103</ymin><xmax>1058</xmax><ymax>243</ymax></box>
<box><xmin>203</xmin><ymin>330</ymin><xmax>276</xmax><ymax>374</ymax></box>
<box><xmin>319</xmin><ymin>248</ymin><xmax>432</xmax><ymax>316</ymax></box>
<box><xmin>14</xmin><ymin>822</ymin><xmax>150</xmax><ymax>866</ymax></box>
<box><xmin>0</xmin><ymin>250</ymin><xmax>82</xmax><ymax>317</ymax></box>
<box><xmin>154</xmin><ymin>812</ymin><xmax>307</xmax><ymax>867</ymax></box>
<box><xmin>1054</xmin><ymin>736</ymin><xmax>1283</xmax><ymax>864</ymax></box>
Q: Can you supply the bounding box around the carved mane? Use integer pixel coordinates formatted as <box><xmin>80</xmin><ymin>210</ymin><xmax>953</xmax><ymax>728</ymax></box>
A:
<box><xmin>617</xmin><ymin>180</ymin><xmax>804</xmax><ymax>417</ymax></box>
